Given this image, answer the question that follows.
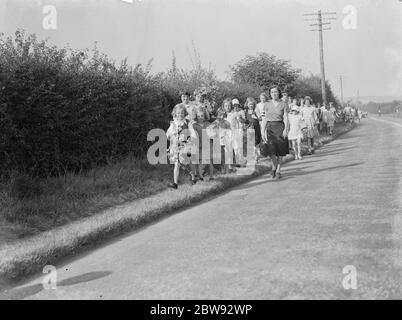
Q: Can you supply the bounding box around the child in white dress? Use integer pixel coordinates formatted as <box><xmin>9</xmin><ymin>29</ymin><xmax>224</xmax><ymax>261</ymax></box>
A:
<box><xmin>227</xmin><ymin>98</ymin><xmax>246</xmax><ymax>167</ymax></box>
<box><xmin>288</xmin><ymin>106</ymin><xmax>307</xmax><ymax>160</ymax></box>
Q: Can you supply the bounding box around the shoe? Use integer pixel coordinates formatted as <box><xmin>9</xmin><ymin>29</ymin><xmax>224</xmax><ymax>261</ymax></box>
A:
<box><xmin>190</xmin><ymin>178</ymin><xmax>197</xmax><ymax>185</ymax></box>
<box><xmin>270</xmin><ymin>170</ymin><xmax>276</xmax><ymax>179</ymax></box>
<box><xmin>168</xmin><ymin>182</ymin><xmax>178</xmax><ymax>189</ymax></box>
<box><xmin>275</xmin><ymin>172</ymin><xmax>282</xmax><ymax>180</ymax></box>
<box><xmin>209</xmin><ymin>177</ymin><xmax>215</xmax><ymax>181</ymax></box>
<box><xmin>298</xmin><ymin>156</ymin><xmax>303</xmax><ymax>160</ymax></box>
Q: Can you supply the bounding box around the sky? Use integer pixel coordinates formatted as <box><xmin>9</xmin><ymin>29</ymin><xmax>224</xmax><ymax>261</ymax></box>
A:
<box><xmin>0</xmin><ymin>0</ymin><xmax>401</xmax><ymax>99</ymax></box>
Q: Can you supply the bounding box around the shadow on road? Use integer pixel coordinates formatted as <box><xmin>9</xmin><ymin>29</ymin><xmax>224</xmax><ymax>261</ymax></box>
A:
<box><xmin>284</xmin><ymin>162</ymin><xmax>364</xmax><ymax>178</ymax></box>
<box><xmin>0</xmin><ymin>271</ymin><xmax>112</xmax><ymax>300</ymax></box>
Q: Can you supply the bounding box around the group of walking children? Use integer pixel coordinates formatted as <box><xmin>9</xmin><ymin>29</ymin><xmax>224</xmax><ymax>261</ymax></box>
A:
<box><xmin>166</xmin><ymin>89</ymin><xmax>333</xmax><ymax>189</ymax></box>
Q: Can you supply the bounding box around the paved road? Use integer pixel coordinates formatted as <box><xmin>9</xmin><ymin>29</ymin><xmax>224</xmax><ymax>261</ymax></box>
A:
<box><xmin>2</xmin><ymin>117</ymin><xmax>402</xmax><ymax>300</ymax></box>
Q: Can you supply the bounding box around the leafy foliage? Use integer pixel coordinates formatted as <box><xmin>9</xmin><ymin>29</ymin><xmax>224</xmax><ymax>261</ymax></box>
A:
<box><xmin>288</xmin><ymin>74</ymin><xmax>340</xmax><ymax>104</ymax></box>
<box><xmin>0</xmin><ymin>31</ymin><xmax>166</xmax><ymax>177</ymax></box>
<box><xmin>231</xmin><ymin>52</ymin><xmax>301</xmax><ymax>90</ymax></box>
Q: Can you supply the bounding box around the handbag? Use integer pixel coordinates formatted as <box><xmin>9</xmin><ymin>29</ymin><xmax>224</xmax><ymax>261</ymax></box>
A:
<box><xmin>259</xmin><ymin>141</ymin><xmax>269</xmax><ymax>157</ymax></box>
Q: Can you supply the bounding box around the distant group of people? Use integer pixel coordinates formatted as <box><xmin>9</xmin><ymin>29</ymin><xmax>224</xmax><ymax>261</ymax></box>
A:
<box><xmin>342</xmin><ymin>103</ymin><xmax>363</xmax><ymax>123</ymax></box>
<box><xmin>165</xmin><ymin>87</ymin><xmax>347</xmax><ymax>189</ymax></box>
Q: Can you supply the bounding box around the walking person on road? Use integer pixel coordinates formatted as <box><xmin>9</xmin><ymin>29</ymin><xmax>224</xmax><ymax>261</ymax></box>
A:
<box><xmin>262</xmin><ymin>86</ymin><xmax>289</xmax><ymax>180</ymax></box>
<box><xmin>288</xmin><ymin>105</ymin><xmax>306</xmax><ymax>160</ymax></box>
<box><xmin>299</xmin><ymin>96</ymin><xmax>318</xmax><ymax>155</ymax></box>
<box><xmin>256</xmin><ymin>93</ymin><xmax>269</xmax><ymax>138</ymax></box>
<box><xmin>244</xmin><ymin>97</ymin><xmax>262</xmax><ymax>161</ymax></box>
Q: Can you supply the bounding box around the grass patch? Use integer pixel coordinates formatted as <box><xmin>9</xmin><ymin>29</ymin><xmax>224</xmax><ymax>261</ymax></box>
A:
<box><xmin>0</xmin><ymin>122</ymin><xmax>354</xmax><ymax>284</ymax></box>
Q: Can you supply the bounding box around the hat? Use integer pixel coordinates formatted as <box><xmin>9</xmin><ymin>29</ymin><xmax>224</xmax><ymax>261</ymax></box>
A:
<box><xmin>304</xmin><ymin>96</ymin><xmax>312</xmax><ymax>102</ymax></box>
<box><xmin>291</xmin><ymin>106</ymin><xmax>300</xmax><ymax>112</ymax></box>
<box><xmin>232</xmin><ymin>98</ymin><xmax>240</xmax><ymax>105</ymax></box>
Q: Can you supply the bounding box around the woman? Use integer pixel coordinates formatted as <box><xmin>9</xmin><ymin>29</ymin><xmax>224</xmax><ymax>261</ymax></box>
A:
<box><xmin>262</xmin><ymin>86</ymin><xmax>289</xmax><ymax>180</ymax></box>
<box><xmin>299</xmin><ymin>96</ymin><xmax>318</xmax><ymax>154</ymax></box>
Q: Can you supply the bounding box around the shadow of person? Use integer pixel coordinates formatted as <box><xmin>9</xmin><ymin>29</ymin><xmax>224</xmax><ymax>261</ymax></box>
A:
<box><xmin>284</xmin><ymin>162</ymin><xmax>364</xmax><ymax>178</ymax></box>
<box><xmin>0</xmin><ymin>271</ymin><xmax>112</xmax><ymax>300</ymax></box>
<box><xmin>58</xmin><ymin>271</ymin><xmax>112</xmax><ymax>287</ymax></box>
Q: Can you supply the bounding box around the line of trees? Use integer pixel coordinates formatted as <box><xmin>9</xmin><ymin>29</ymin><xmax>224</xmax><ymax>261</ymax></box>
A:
<box><xmin>0</xmin><ymin>30</ymin><xmax>339</xmax><ymax>178</ymax></box>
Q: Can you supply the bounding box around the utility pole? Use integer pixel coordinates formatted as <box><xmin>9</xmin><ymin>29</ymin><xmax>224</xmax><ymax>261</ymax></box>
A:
<box><xmin>303</xmin><ymin>10</ymin><xmax>336</xmax><ymax>106</ymax></box>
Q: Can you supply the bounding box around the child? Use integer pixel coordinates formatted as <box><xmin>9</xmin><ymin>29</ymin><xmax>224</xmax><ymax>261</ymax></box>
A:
<box><xmin>288</xmin><ymin>106</ymin><xmax>307</xmax><ymax>160</ymax></box>
<box><xmin>192</xmin><ymin>107</ymin><xmax>214</xmax><ymax>181</ymax></box>
<box><xmin>192</xmin><ymin>90</ymin><xmax>211</xmax><ymax>121</ymax></box>
<box><xmin>256</xmin><ymin>93</ymin><xmax>269</xmax><ymax>137</ymax></box>
<box><xmin>179</xmin><ymin>92</ymin><xmax>196</xmax><ymax>121</ymax></box>
<box><xmin>323</xmin><ymin>105</ymin><xmax>336</xmax><ymax>135</ymax></box>
<box><xmin>244</xmin><ymin>97</ymin><xmax>261</xmax><ymax>161</ymax></box>
<box><xmin>218</xmin><ymin>99</ymin><xmax>235</xmax><ymax>173</ymax></box>
<box><xmin>300</xmin><ymin>96</ymin><xmax>319</xmax><ymax>155</ymax></box>
<box><xmin>227</xmin><ymin>98</ymin><xmax>246</xmax><ymax>167</ymax></box>
<box><xmin>166</xmin><ymin>104</ymin><xmax>198</xmax><ymax>189</ymax></box>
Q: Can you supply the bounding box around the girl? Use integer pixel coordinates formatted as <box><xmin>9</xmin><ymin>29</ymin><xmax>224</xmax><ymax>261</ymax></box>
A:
<box><xmin>227</xmin><ymin>98</ymin><xmax>246</xmax><ymax>167</ymax></box>
<box><xmin>288</xmin><ymin>106</ymin><xmax>307</xmax><ymax>160</ymax></box>
<box><xmin>219</xmin><ymin>99</ymin><xmax>235</xmax><ymax>173</ymax></box>
<box><xmin>299</xmin><ymin>96</ymin><xmax>318</xmax><ymax>155</ymax></box>
<box><xmin>179</xmin><ymin>91</ymin><xmax>195</xmax><ymax>121</ymax></box>
<box><xmin>192</xmin><ymin>107</ymin><xmax>214</xmax><ymax>181</ymax></box>
<box><xmin>244</xmin><ymin>97</ymin><xmax>262</xmax><ymax>161</ymax></box>
<box><xmin>256</xmin><ymin>93</ymin><xmax>269</xmax><ymax>137</ymax></box>
<box><xmin>192</xmin><ymin>90</ymin><xmax>211</xmax><ymax>121</ymax></box>
<box><xmin>166</xmin><ymin>104</ymin><xmax>198</xmax><ymax>189</ymax></box>
<box><xmin>323</xmin><ymin>105</ymin><xmax>335</xmax><ymax>135</ymax></box>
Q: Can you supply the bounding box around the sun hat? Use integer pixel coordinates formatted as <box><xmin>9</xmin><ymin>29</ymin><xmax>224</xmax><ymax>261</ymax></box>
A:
<box><xmin>291</xmin><ymin>106</ymin><xmax>300</xmax><ymax>112</ymax></box>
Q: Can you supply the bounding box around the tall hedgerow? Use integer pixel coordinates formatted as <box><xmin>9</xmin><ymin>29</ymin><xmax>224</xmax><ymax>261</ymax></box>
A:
<box><xmin>0</xmin><ymin>30</ymin><xmax>166</xmax><ymax>177</ymax></box>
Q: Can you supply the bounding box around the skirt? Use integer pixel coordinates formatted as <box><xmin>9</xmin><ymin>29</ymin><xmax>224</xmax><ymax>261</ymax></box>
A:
<box><xmin>266</xmin><ymin>121</ymin><xmax>289</xmax><ymax>157</ymax></box>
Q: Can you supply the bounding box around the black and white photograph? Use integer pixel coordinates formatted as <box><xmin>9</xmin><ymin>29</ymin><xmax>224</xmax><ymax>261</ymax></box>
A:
<box><xmin>0</xmin><ymin>0</ymin><xmax>401</xmax><ymax>305</ymax></box>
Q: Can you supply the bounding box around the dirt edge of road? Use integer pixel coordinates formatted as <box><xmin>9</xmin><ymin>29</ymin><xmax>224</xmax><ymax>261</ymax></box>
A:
<box><xmin>0</xmin><ymin>123</ymin><xmax>355</xmax><ymax>287</ymax></box>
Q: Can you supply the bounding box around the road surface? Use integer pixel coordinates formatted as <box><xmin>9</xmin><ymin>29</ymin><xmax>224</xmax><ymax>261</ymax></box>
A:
<box><xmin>1</xmin><ymin>117</ymin><xmax>402</xmax><ymax>300</ymax></box>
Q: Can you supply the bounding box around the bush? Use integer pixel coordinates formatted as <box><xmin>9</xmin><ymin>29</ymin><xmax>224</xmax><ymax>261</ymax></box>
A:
<box><xmin>0</xmin><ymin>30</ymin><xmax>169</xmax><ymax>177</ymax></box>
<box><xmin>9</xmin><ymin>173</ymin><xmax>42</xmax><ymax>200</ymax></box>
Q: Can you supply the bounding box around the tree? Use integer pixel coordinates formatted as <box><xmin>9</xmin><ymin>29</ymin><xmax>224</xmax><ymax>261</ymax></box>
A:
<box><xmin>230</xmin><ymin>52</ymin><xmax>301</xmax><ymax>91</ymax></box>
<box><xmin>289</xmin><ymin>74</ymin><xmax>340</xmax><ymax>105</ymax></box>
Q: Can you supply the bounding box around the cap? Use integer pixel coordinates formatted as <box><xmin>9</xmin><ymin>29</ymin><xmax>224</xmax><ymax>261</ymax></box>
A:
<box><xmin>232</xmin><ymin>99</ymin><xmax>240</xmax><ymax>105</ymax></box>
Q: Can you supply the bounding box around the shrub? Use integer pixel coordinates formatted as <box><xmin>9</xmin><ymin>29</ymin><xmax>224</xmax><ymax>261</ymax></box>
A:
<box><xmin>9</xmin><ymin>173</ymin><xmax>42</xmax><ymax>200</ymax></box>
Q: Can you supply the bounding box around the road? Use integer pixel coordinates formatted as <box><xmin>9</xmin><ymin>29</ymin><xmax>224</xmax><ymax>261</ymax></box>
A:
<box><xmin>1</xmin><ymin>116</ymin><xmax>402</xmax><ymax>300</ymax></box>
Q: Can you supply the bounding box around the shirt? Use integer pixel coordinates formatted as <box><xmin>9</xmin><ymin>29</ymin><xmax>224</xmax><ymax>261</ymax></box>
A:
<box><xmin>264</xmin><ymin>100</ymin><xmax>286</xmax><ymax>122</ymax></box>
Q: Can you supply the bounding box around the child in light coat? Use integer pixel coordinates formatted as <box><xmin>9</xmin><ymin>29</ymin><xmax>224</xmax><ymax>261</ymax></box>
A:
<box><xmin>166</xmin><ymin>104</ymin><xmax>198</xmax><ymax>189</ymax></box>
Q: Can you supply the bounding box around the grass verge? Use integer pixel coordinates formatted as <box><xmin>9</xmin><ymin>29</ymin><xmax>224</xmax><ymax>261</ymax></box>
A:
<box><xmin>0</xmin><ymin>122</ymin><xmax>355</xmax><ymax>285</ymax></box>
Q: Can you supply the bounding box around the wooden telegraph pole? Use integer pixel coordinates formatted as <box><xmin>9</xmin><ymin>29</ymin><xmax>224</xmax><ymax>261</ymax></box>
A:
<box><xmin>303</xmin><ymin>10</ymin><xmax>336</xmax><ymax>106</ymax></box>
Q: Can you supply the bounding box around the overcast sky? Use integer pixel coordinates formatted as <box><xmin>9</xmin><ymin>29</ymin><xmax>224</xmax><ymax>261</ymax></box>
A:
<box><xmin>1</xmin><ymin>0</ymin><xmax>401</xmax><ymax>99</ymax></box>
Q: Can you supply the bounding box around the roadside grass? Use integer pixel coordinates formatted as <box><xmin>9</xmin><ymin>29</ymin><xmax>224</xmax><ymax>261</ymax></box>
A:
<box><xmin>0</xmin><ymin>122</ymin><xmax>354</xmax><ymax>283</ymax></box>
<box><xmin>0</xmin><ymin>157</ymin><xmax>174</xmax><ymax>243</ymax></box>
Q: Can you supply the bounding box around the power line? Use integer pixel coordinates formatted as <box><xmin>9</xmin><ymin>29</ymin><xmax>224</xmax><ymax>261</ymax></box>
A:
<box><xmin>303</xmin><ymin>10</ymin><xmax>337</xmax><ymax>105</ymax></box>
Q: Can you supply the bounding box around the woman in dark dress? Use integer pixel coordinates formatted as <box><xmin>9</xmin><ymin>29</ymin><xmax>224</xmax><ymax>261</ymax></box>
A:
<box><xmin>262</xmin><ymin>86</ymin><xmax>289</xmax><ymax>179</ymax></box>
